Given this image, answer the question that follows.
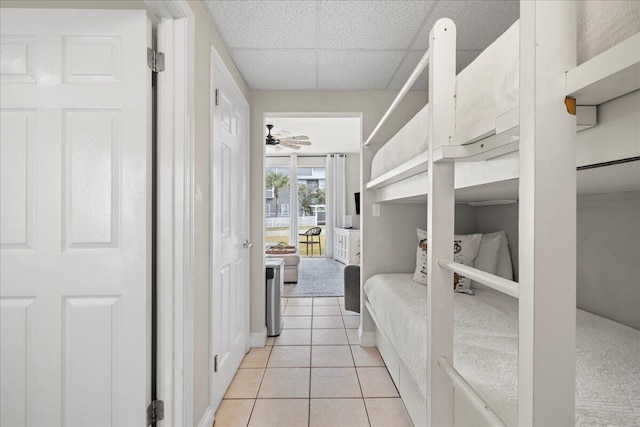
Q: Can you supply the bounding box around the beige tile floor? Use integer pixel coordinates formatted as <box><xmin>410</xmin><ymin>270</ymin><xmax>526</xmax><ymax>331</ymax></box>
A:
<box><xmin>214</xmin><ymin>296</ymin><xmax>414</xmax><ymax>427</ymax></box>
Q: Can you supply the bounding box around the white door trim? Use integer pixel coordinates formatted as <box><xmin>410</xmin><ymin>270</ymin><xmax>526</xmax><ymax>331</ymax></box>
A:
<box><xmin>145</xmin><ymin>1</ymin><xmax>195</xmax><ymax>426</ymax></box>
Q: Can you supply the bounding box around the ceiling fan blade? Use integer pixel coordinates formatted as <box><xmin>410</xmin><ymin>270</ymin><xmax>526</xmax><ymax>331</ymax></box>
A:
<box><xmin>272</xmin><ymin>130</ymin><xmax>290</xmax><ymax>139</ymax></box>
<box><xmin>289</xmin><ymin>140</ymin><xmax>311</xmax><ymax>145</ymax></box>
<box><xmin>280</xmin><ymin>141</ymin><xmax>301</xmax><ymax>150</ymax></box>
<box><xmin>279</xmin><ymin>137</ymin><xmax>310</xmax><ymax>142</ymax></box>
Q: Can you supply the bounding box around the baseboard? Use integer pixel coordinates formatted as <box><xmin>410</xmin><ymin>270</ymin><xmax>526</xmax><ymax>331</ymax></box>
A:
<box><xmin>359</xmin><ymin>326</ymin><xmax>376</xmax><ymax>347</ymax></box>
<box><xmin>196</xmin><ymin>405</ymin><xmax>214</xmax><ymax>427</ymax></box>
<box><xmin>250</xmin><ymin>328</ymin><xmax>267</xmax><ymax>347</ymax></box>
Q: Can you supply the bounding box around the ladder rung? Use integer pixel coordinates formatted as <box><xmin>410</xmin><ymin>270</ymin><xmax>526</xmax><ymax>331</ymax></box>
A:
<box><xmin>438</xmin><ymin>258</ymin><xmax>519</xmax><ymax>298</ymax></box>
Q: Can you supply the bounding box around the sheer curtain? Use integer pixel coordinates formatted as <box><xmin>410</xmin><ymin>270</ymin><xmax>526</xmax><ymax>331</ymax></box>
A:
<box><xmin>288</xmin><ymin>154</ymin><xmax>298</xmax><ymax>247</ymax></box>
<box><xmin>325</xmin><ymin>154</ymin><xmax>347</xmax><ymax>258</ymax></box>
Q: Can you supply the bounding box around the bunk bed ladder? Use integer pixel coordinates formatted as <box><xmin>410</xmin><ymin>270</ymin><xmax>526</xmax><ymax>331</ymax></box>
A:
<box><xmin>427</xmin><ymin>2</ymin><xmax>578</xmax><ymax>426</ymax></box>
<box><xmin>425</xmin><ymin>17</ymin><xmax>457</xmax><ymax>427</ymax></box>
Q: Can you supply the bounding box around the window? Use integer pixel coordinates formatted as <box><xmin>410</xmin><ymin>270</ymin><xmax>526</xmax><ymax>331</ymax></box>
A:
<box><xmin>265</xmin><ymin>188</ymin><xmax>274</xmax><ymax>199</ymax></box>
<box><xmin>265</xmin><ymin>204</ymin><xmax>271</xmax><ymax>217</ymax></box>
<box><xmin>281</xmin><ymin>204</ymin><xmax>290</xmax><ymax>217</ymax></box>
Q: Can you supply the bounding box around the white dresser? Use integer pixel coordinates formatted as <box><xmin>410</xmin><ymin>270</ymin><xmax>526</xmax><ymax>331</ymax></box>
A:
<box><xmin>334</xmin><ymin>228</ymin><xmax>360</xmax><ymax>265</ymax></box>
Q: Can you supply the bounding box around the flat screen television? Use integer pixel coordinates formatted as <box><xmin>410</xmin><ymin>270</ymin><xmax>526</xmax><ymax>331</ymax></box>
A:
<box><xmin>354</xmin><ymin>192</ymin><xmax>360</xmax><ymax>215</ymax></box>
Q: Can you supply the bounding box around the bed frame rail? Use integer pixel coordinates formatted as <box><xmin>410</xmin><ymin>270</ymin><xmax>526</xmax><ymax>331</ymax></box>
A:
<box><xmin>363</xmin><ymin>48</ymin><xmax>430</xmax><ymax>147</ymax></box>
<box><xmin>437</xmin><ymin>357</ymin><xmax>508</xmax><ymax>427</ymax></box>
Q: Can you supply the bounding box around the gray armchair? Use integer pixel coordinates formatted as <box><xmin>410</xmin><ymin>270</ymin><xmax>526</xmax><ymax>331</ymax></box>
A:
<box><xmin>343</xmin><ymin>265</ymin><xmax>360</xmax><ymax>313</ymax></box>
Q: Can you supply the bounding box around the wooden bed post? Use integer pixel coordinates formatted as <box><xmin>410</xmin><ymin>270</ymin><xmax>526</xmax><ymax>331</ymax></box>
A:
<box><xmin>519</xmin><ymin>1</ymin><xmax>577</xmax><ymax>425</ymax></box>
<box><xmin>426</xmin><ymin>18</ymin><xmax>456</xmax><ymax>427</ymax></box>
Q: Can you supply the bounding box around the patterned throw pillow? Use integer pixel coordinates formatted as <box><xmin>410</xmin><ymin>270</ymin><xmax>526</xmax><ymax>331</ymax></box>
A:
<box><xmin>452</xmin><ymin>233</ymin><xmax>483</xmax><ymax>294</ymax></box>
<box><xmin>412</xmin><ymin>228</ymin><xmax>484</xmax><ymax>294</ymax></box>
<box><xmin>412</xmin><ymin>228</ymin><xmax>429</xmax><ymax>285</ymax></box>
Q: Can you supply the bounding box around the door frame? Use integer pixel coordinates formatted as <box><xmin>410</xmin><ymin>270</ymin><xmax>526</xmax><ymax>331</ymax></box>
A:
<box><xmin>209</xmin><ymin>45</ymin><xmax>252</xmax><ymax>415</ymax></box>
<box><xmin>144</xmin><ymin>1</ymin><xmax>195</xmax><ymax>426</ymax></box>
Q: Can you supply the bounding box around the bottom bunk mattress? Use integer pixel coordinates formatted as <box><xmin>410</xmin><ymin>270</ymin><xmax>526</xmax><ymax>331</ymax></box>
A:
<box><xmin>363</xmin><ymin>274</ymin><xmax>640</xmax><ymax>426</ymax></box>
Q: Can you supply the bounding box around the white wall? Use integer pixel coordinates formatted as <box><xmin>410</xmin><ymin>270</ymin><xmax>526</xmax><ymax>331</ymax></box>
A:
<box><xmin>250</xmin><ymin>90</ymin><xmax>429</xmax><ymax>337</ymax></box>
<box><xmin>577</xmin><ymin>191</ymin><xmax>640</xmax><ymax>329</ymax></box>
<box><xmin>473</xmin><ymin>192</ymin><xmax>640</xmax><ymax>330</ymax></box>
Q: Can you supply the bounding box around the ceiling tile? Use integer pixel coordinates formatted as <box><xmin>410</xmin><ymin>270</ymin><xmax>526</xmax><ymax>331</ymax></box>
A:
<box><xmin>205</xmin><ymin>1</ymin><xmax>317</xmax><ymax>48</ymax></box>
<box><xmin>319</xmin><ymin>50</ymin><xmax>405</xmax><ymax>90</ymax></box>
<box><xmin>387</xmin><ymin>49</ymin><xmax>482</xmax><ymax>89</ymax></box>
<box><xmin>231</xmin><ymin>49</ymin><xmax>317</xmax><ymax>90</ymax></box>
<box><xmin>412</xmin><ymin>0</ymin><xmax>519</xmax><ymax>50</ymax></box>
<box><xmin>319</xmin><ymin>1</ymin><xmax>435</xmax><ymax>49</ymax></box>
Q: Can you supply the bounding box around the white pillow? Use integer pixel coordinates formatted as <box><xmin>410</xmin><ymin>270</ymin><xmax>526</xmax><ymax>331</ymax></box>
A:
<box><xmin>471</xmin><ymin>232</ymin><xmax>502</xmax><ymax>289</ymax></box>
<box><xmin>495</xmin><ymin>231</ymin><xmax>514</xmax><ymax>281</ymax></box>
<box><xmin>413</xmin><ymin>228</ymin><xmax>428</xmax><ymax>285</ymax></box>
<box><xmin>453</xmin><ymin>234</ymin><xmax>484</xmax><ymax>294</ymax></box>
<box><xmin>412</xmin><ymin>229</ymin><xmax>484</xmax><ymax>294</ymax></box>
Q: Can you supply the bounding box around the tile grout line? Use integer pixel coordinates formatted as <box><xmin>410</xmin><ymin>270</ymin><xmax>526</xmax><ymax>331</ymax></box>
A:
<box><xmin>242</xmin><ymin>344</ymin><xmax>273</xmax><ymax>426</ymax></box>
<box><xmin>347</xmin><ymin>310</ymin><xmax>372</xmax><ymax>426</ymax></box>
<box><xmin>308</xmin><ymin>300</ymin><xmax>315</xmax><ymax>427</ymax></box>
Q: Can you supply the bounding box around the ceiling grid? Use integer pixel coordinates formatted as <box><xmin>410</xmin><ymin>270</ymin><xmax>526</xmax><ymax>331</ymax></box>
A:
<box><xmin>203</xmin><ymin>0</ymin><xmax>519</xmax><ymax>91</ymax></box>
<box><xmin>315</xmin><ymin>1</ymin><xmax>321</xmax><ymax>89</ymax></box>
<box><xmin>384</xmin><ymin>0</ymin><xmax>439</xmax><ymax>90</ymax></box>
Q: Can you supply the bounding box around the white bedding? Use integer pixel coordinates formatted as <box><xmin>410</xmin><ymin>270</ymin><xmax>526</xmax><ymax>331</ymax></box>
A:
<box><xmin>364</xmin><ymin>274</ymin><xmax>640</xmax><ymax>426</ymax></box>
<box><xmin>370</xmin><ymin>2</ymin><xmax>640</xmax><ymax>181</ymax></box>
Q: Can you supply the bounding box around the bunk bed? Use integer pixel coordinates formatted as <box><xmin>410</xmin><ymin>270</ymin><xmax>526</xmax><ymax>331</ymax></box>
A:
<box><xmin>365</xmin><ymin>275</ymin><xmax>640</xmax><ymax>426</ymax></box>
<box><xmin>366</xmin><ymin>3</ymin><xmax>640</xmax><ymax>204</ymax></box>
<box><xmin>360</xmin><ymin>1</ymin><xmax>640</xmax><ymax>426</ymax></box>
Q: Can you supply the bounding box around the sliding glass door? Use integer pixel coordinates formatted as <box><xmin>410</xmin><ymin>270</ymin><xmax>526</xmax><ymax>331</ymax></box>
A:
<box><xmin>265</xmin><ymin>166</ymin><xmax>292</xmax><ymax>246</ymax></box>
<box><xmin>297</xmin><ymin>167</ymin><xmax>326</xmax><ymax>257</ymax></box>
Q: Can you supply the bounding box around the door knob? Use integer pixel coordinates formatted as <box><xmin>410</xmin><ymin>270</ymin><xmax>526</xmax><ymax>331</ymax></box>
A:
<box><xmin>243</xmin><ymin>240</ymin><xmax>253</xmax><ymax>249</ymax></box>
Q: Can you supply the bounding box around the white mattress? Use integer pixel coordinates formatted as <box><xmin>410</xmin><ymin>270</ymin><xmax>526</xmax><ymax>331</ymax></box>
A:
<box><xmin>364</xmin><ymin>274</ymin><xmax>640</xmax><ymax>426</ymax></box>
<box><xmin>370</xmin><ymin>2</ymin><xmax>640</xmax><ymax>181</ymax></box>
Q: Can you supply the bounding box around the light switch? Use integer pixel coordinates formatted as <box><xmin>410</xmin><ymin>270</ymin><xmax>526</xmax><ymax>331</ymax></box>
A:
<box><xmin>372</xmin><ymin>203</ymin><xmax>381</xmax><ymax>217</ymax></box>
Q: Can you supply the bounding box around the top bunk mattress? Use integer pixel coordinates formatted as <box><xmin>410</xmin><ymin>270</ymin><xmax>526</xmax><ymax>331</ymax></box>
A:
<box><xmin>370</xmin><ymin>1</ymin><xmax>640</xmax><ymax>181</ymax></box>
<box><xmin>363</xmin><ymin>273</ymin><xmax>640</xmax><ymax>426</ymax></box>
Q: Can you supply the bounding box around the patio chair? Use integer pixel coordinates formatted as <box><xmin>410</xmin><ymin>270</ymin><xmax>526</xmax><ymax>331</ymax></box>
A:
<box><xmin>299</xmin><ymin>227</ymin><xmax>322</xmax><ymax>256</ymax></box>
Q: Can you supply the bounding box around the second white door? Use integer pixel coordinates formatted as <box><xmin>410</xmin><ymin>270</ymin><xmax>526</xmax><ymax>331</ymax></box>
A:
<box><xmin>210</xmin><ymin>50</ymin><xmax>251</xmax><ymax>410</ymax></box>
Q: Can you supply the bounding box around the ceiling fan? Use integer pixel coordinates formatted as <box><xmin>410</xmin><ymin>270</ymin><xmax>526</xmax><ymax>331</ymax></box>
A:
<box><xmin>266</xmin><ymin>124</ymin><xmax>312</xmax><ymax>150</ymax></box>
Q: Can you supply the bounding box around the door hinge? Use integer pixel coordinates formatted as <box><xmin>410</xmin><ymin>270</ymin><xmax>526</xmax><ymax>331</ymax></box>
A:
<box><xmin>147</xmin><ymin>400</ymin><xmax>164</xmax><ymax>425</ymax></box>
<box><xmin>147</xmin><ymin>48</ymin><xmax>165</xmax><ymax>73</ymax></box>
<box><xmin>214</xmin><ymin>355</ymin><xmax>219</xmax><ymax>373</ymax></box>
<box><xmin>215</xmin><ymin>89</ymin><xmax>220</xmax><ymax>106</ymax></box>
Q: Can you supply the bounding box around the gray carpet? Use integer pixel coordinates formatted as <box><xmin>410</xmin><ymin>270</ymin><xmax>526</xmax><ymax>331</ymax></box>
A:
<box><xmin>284</xmin><ymin>258</ymin><xmax>345</xmax><ymax>297</ymax></box>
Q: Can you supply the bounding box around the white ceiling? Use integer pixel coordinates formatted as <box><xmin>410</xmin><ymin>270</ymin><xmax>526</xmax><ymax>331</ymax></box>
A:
<box><xmin>265</xmin><ymin>116</ymin><xmax>361</xmax><ymax>155</ymax></box>
<box><xmin>202</xmin><ymin>0</ymin><xmax>519</xmax><ymax>90</ymax></box>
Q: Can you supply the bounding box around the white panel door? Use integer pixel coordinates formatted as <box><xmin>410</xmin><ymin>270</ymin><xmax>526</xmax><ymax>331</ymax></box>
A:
<box><xmin>210</xmin><ymin>51</ymin><xmax>250</xmax><ymax>411</ymax></box>
<box><xmin>0</xmin><ymin>9</ymin><xmax>151</xmax><ymax>426</ymax></box>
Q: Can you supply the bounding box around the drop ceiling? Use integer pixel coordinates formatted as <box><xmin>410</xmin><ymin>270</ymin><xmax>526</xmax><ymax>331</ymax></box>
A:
<box><xmin>203</xmin><ymin>0</ymin><xmax>519</xmax><ymax>90</ymax></box>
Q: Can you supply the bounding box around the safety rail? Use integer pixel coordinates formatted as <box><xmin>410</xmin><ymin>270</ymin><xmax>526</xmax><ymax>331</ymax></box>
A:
<box><xmin>363</xmin><ymin>48</ymin><xmax>430</xmax><ymax>147</ymax></box>
<box><xmin>437</xmin><ymin>357</ymin><xmax>508</xmax><ymax>427</ymax></box>
<box><xmin>438</xmin><ymin>258</ymin><xmax>519</xmax><ymax>299</ymax></box>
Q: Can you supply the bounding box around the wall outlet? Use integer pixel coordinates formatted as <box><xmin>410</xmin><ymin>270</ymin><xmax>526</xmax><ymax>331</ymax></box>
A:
<box><xmin>372</xmin><ymin>203</ymin><xmax>381</xmax><ymax>217</ymax></box>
